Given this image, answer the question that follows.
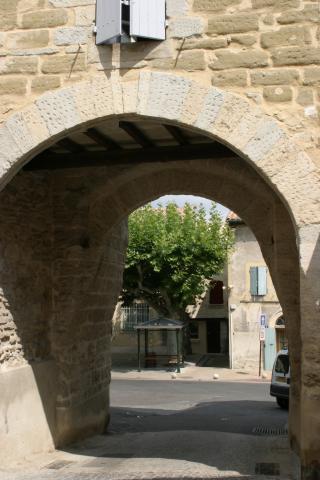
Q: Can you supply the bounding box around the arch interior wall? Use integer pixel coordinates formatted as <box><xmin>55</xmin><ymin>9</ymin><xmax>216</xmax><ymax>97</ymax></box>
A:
<box><xmin>0</xmin><ymin>113</ymin><xmax>303</xmax><ymax>473</ymax></box>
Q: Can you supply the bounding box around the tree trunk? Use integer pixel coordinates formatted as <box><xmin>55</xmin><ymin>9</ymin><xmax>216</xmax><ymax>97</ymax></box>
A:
<box><xmin>181</xmin><ymin>312</ymin><xmax>192</xmax><ymax>356</ymax></box>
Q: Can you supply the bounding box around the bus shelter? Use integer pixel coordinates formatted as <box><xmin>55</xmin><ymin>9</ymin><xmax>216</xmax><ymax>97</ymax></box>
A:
<box><xmin>135</xmin><ymin>317</ymin><xmax>185</xmax><ymax>373</ymax></box>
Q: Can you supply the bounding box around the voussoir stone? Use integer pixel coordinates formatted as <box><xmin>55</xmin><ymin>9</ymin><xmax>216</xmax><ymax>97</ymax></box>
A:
<box><xmin>137</xmin><ymin>72</ymin><xmax>193</xmax><ymax>121</ymax></box>
<box><xmin>35</xmin><ymin>89</ymin><xmax>82</xmax><ymax>136</ymax></box>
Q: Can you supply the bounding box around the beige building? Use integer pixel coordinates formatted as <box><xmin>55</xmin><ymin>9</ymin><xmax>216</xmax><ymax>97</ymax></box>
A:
<box><xmin>188</xmin><ymin>213</ymin><xmax>286</xmax><ymax>372</ymax></box>
<box><xmin>112</xmin><ymin>212</ymin><xmax>286</xmax><ymax>373</ymax></box>
<box><xmin>0</xmin><ymin>0</ymin><xmax>319</xmax><ymax>477</ymax></box>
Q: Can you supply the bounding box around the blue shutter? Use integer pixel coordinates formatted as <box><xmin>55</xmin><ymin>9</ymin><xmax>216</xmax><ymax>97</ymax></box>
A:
<box><xmin>130</xmin><ymin>0</ymin><xmax>166</xmax><ymax>40</ymax></box>
<box><xmin>96</xmin><ymin>0</ymin><xmax>121</xmax><ymax>45</ymax></box>
<box><xmin>264</xmin><ymin>328</ymin><xmax>276</xmax><ymax>371</ymax></box>
<box><xmin>258</xmin><ymin>266</ymin><xmax>267</xmax><ymax>296</ymax></box>
<box><xmin>250</xmin><ymin>267</ymin><xmax>258</xmax><ymax>295</ymax></box>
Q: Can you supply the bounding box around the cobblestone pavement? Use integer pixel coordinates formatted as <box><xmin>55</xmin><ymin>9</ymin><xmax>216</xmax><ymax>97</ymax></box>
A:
<box><xmin>1</xmin><ymin>380</ymin><xmax>289</xmax><ymax>480</ymax></box>
<box><xmin>1</xmin><ymin>429</ymin><xmax>291</xmax><ymax>480</ymax></box>
<box><xmin>1</xmin><ymin>474</ymin><xmax>289</xmax><ymax>480</ymax></box>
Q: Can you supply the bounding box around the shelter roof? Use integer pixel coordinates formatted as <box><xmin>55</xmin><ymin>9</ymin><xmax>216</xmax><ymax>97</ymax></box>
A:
<box><xmin>135</xmin><ymin>317</ymin><xmax>185</xmax><ymax>330</ymax></box>
<box><xmin>226</xmin><ymin>211</ymin><xmax>245</xmax><ymax>226</ymax></box>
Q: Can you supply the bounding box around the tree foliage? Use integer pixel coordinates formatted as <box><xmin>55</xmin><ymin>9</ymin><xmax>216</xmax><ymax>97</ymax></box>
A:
<box><xmin>121</xmin><ymin>202</ymin><xmax>234</xmax><ymax>320</ymax></box>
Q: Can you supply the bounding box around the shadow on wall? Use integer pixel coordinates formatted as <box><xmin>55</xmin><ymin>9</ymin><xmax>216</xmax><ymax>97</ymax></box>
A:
<box><xmin>299</xmin><ymin>226</ymin><xmax>320</xmax><ymax>475</ymax></box>
<box><xmin>97</xmin><ymin>41</ymin><xmax>172</xmax><ymax>76</ymax></box>
<box><xmin>0</xmin><ymin>172</ymin><xmax>59</xmax><ymax>462</ymax></box>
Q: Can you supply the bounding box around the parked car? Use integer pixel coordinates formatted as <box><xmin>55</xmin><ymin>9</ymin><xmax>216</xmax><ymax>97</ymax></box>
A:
<box><xmin>270</xmin><ymin>349</ymin><xmax>290</xmax><ymax>409</ymax></box>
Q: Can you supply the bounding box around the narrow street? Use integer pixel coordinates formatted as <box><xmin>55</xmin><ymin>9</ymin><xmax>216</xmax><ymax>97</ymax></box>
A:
<box><xmin>2</xmin><ymin>378</ymin><xmax>290</xmax><ymax>480</ymax></box>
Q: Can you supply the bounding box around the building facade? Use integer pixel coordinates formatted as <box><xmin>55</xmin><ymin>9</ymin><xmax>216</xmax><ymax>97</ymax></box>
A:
<box><xmin>112</xmin><ymin>212</ymin><xmax>286</xmax><ymax>373</ymax></box>
<box><xmin>189</xmin><ymin>214</ymin><xmax>286</xmax><ymax>372</ymax></box>
<box><xmin>0</xmin><ymin>0</ymin><xmax>319</xmax><ymax>477</ymax></box>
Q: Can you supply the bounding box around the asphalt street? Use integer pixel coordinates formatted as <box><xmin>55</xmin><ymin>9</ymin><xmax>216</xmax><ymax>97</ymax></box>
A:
<box><xmin>2</xmin><ymin>379</ymin><xmax>290</xmax><ymax>480</ymax></box>
<box><xmin>109</xmin><ymin>379</ymin><xmax>288</xmax><ymax>436</ymax></box>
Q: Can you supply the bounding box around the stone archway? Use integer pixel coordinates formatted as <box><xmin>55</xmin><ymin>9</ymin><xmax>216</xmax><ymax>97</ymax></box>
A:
<box><xmin>0</xmin><ymin>72</ymin><xmax>319</xmax><ymax>478</ymax></box>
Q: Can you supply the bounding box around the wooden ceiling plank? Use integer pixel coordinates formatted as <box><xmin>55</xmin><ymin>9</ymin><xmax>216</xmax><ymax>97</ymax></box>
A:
<box><xmin>57</xmin><ymin>138</ymin><xmax>85</xmax><ymax>153</ymax></box>
<box><xmin>163</xmin><ymin>124</ymin><xmax>190</xmax><ymax>146</ymax></box>
<box><xmin>85</xmin><ymin>128</ymin><xmax>121</xmax><ymax>151</ymax></box>
<box><xmin>24</xmin><ymin>143</ymin><xmax>237</xmax><ymax>171</ymax></box>
<box><xmin>118</xmin><ymin>121</ymin><xmax>155</xmax><ymax>148</ymax></box>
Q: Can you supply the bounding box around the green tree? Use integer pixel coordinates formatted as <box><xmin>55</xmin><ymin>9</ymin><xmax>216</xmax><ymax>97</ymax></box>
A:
<box><xmin>121</xmin><ymin>202</ymin><xmax>234</xmax><ymax>348</ymax></box>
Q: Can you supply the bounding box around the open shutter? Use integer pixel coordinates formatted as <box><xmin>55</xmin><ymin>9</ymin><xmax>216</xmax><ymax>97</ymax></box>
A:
<box><xmin>250</xmin><ymin>267</ymin><xmax>258</xmax><ymax>295</ymax></box>
<box><xmin>96</xmin><ymin>0</ymin><xmax>121</xmax><ymax>45</ymax></box>
<box><xmin>130</xmin><ymin>0</ymin><xmax>166</xmax><ymax>40</ymax></box>
<box><xmin>264</xmin><ymin>328</ymin><xmax>276</xmax><ymax>371</ymax></box>
<box><xmin>258</xmin><ymin>266</ymin><xmax>267</xmax><ymax>296</ymax></box>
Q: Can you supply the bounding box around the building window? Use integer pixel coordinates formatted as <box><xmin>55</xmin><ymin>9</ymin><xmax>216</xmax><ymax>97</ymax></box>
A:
<box><xmin>250</xmin><ymin>266</ymin><xmax>267</xmax><ymax>296</ymax></box>
<box><xmin>189</xmin><ymin>321</ymin><xmax>199</xmax><ymax>340</ymax></box>
<box><xmin>209</xmin><ymin>281</ymin><xmax>224</xmax><ymax>305</ymax></box>
<box><xmin>121</xmin><ymin>303</ymin><xmax>149</xmax><ymax>331</ymax></box>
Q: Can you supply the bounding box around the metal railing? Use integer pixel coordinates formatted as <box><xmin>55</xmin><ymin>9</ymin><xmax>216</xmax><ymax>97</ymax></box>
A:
<box><xmin>121</xmin><ymin>303</ymin><xmax>149</xmax><ymax>331</ymax></box>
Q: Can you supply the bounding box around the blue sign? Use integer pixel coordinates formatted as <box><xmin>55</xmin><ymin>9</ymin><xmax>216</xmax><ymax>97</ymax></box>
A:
<box><xmin>260</xmin><ymin>314</ymin><xmax>267</xmax><ymax>327</ymax></box>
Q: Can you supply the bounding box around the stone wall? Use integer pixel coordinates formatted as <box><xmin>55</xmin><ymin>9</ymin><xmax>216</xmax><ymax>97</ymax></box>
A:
<box><xmin>0</xmin><ymin>167</ymin><xmax>128</xmax><ymax>450</ymax></box>
<box><xmin>0</xmin><ymin>0</ymin><xmax>319</xmax><ymax>164</ymax></box>
<box><xmin>0</xmin><ymin>170</ymin><xmax>52</xmax><ymax>368</ymax></box>
<box><xmin>49</xmin><ymin>168</ymin><xmax>128</xmax><ymax>444</ymax></box>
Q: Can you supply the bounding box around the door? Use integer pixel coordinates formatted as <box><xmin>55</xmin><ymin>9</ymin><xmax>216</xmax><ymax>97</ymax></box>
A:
<box><xmin>264</xmin><ymin>327</ymin><xmax>277</xmax><ymax>371</ymax></box>
<box><xmin>206</xmin><ymin>319</ymin><xmax>221</xmax><ymax>353</ymax></box>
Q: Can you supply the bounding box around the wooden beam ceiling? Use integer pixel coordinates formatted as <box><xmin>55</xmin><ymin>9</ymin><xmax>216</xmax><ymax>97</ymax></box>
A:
<box><xmin>118</xmin><ymin>121</ymin><xmax>155</xmax><ymax>148</ymax></box>
<box><xmin>25</xmin><ymin>142</ymin><xmax>237</xmax><ymax>171</ymax></box>
<box><xmin>163</xmin><ymin>124</ymin><xmax>190</xmax><ymax>146</ymax></box>
<box><xmin>85</xmin><ymin>128</ymin><xmax>121</xmax><ymax>151</ymax></box>
<box><xmin>56</xmin><ymin>138</ymin><xmax>85</xmax><ymax>153</ymax></box>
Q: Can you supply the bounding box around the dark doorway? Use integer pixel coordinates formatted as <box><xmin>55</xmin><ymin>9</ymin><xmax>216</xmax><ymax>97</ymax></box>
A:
<box><xmin>206</xmin><ymin>319</ymin><xmax>221</xmax><ymax>353</ymax></box>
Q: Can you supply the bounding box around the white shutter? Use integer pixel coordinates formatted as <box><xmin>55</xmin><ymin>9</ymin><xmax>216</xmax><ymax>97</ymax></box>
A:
<box><xmin>96</xmin><ymin>0</ymin><xmax>122</xmax><ymax>45</ymax></box>
<box><xmin>130</xmin><ymin>0</ymin><xmax>166</xmax><ymax>40</ymax></box>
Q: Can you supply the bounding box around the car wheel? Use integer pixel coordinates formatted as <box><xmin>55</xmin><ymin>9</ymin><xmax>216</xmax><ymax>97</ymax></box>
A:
<box><xmin>276</xmin><ymin>397</ymin><xmax>289</xmax><ymax>409</ymax></box>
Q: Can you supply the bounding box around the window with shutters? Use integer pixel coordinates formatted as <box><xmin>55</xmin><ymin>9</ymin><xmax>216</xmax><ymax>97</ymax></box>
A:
<box><xmin>209</xmin><ymin>280</ymin><xmax>224</xmax><ymax>305</ymax></box>
<box><xmin>95</xmin><ymin>0</ymin><xmax>166</xmax><ymax>45</ymax></box>
<box><xmin>250</xmin><ymin>266</ymin><xmax>267</xmax><ymax>296</ymax></box>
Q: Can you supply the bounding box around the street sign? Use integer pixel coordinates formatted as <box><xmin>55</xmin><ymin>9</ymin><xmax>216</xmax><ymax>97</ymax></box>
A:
<box><xmin>260</xmin><ymin>314</ymin><xmax>267</xmax><ymax>327</ymax></box>
<box><xmin>259</xmin><ymin>325</ymin><xmax>266</xmax><ymax>341</ymax></box>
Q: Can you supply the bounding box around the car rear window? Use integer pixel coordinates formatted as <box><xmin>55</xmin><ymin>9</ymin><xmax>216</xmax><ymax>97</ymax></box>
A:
<box><xmin>275</xmin><ymin>354</ymin><xmax>289</xmax><ymax>374</ymax></box>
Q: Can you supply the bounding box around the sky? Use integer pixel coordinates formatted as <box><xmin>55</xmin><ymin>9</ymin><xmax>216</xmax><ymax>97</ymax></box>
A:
<box><xmin>150</xmin><ymin>195</ymin><xmax>229</xmax><ymax>219</ymax></box>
